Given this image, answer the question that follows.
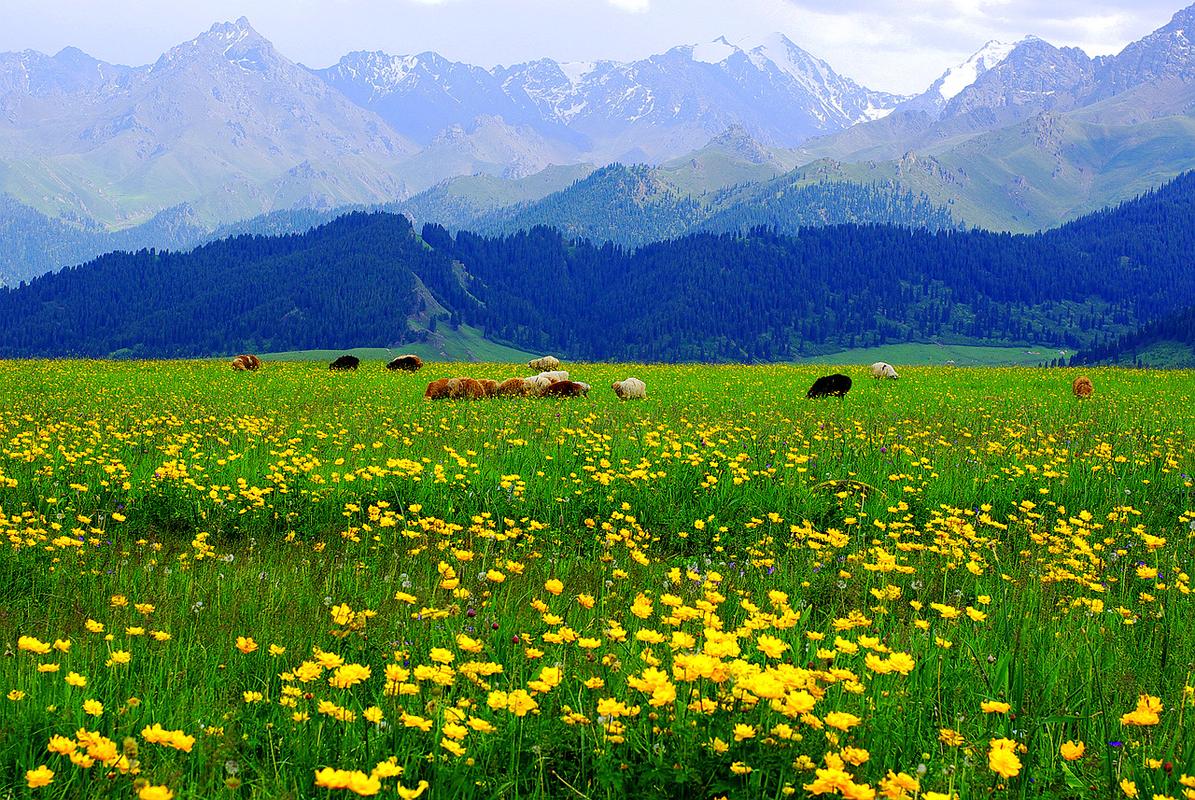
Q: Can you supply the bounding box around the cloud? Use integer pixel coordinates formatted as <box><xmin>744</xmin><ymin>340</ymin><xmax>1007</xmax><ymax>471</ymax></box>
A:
<box><xmin>607</xmin><ymin>0</ymin><xmax>651</xmax><ymax>11</ymax></box>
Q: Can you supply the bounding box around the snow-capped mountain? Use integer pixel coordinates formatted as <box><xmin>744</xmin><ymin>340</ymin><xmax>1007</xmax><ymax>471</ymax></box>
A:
<box><xmin>0</xmin><ymin>18</ymin><xmax>415</xmax><ymax>227</ymax></box>
<box><xmin>313</xmin><ymin>33</ymin><xmax>907</xmax><ymax>160</ymax></box>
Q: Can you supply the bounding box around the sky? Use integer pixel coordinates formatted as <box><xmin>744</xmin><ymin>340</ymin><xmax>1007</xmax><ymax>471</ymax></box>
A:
<box><xmin>0</xmin><ymin>0</ymin><xmax>1185</xmax><ymax>94</ymax></box>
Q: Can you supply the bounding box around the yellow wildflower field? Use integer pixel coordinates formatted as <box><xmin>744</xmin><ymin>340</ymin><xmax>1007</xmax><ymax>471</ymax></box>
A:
<box><xmin>1</xmin><ymin>360</ymin><xmax>1193</xmax><ymax>799</ymax></box>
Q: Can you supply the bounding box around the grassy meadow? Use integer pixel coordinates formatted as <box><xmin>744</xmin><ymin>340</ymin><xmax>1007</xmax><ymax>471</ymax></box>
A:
<box><xmin>1</xmin><ymin>360</ymin><xmax>1193</xmax><ymax>799</ymax></box>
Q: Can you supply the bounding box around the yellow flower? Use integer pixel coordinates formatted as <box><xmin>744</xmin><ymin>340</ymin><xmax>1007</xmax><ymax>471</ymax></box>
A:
<box><xmin>1060</xmin><ymin>740</ymin><xmax>1084</xmax><ymax>761</ymax></box>
<box><xmin>429</xmin><ymin>648</ymin><xmax>455</xmax><ymax>665</ymax></box>
<box><xmin>757</xmin><ymin>634</ymin><xmax>790</xmax><ymax>659</ymax></box>
<box><xmin>544</xmin><ymin>579</ymin><xmax>564</xmax><ymax>595</ymax></box>
<box><xmin>235</xmin><ymin>636</ymin><xmax>258</xmax><ymax>654</ymax></box>
<box><xmin>731</xmin><ymin>762</ymin><xmax>753</xmax><ymax>775</ymax></box>
<box><xmin>988</xmin><ymin>746</ymin><xmax>1022</xmax><ymax>779</ymax></box>
<box><xmin>18</xmin><ymin>636</ymin><xmax>52</xmax><ymax>655</ymax></box>
<box><xmin>268</xmin><ymin>644</ymin><xmax>286</xmax><ymax>656</ymax></box>
<box><xmin>733</xmin><ymin>723</ymin><xmax>756</xmax><ymax>741</ymax></box>
<box><xmin>26</xmin><ymin>765</ymin><xmax>54</xmax><ymax>788</ymax></box>
<box><xmin>397</xmin><ymin>780</ymin><xmax>430</xmax><ymax>800</ymax></box>
<box><xmin>65</xmin><ymin>671</ymin><xmax>87</xmax><ymax>687</ymax></box>
<box><xmin>7</xmin><ymin>690</ymin><xmax>25</xmax><ymax>701</ymax></box>
<box><xmin>139</xmin><ymin>786</ymin><xmax>174</xmax><ymax>800</ymax></box>
<box><xmin>981</xmin><ymin>700</ymin><xmax>1011</xmax><ymax>714</ymax></box>
<box><xmin>83</xmin><ymin>699</ymin><xmax>104</xmax><ymax>717</ymax></box>
<box><xmin>1122</xmin><ymin>780</ymin><xmax>1139</xmax><ymax>799</ymax></box>
<box><xmin>825</xmin><ymin>712</ymin><xmax>862</xmax><ymax>731</ymax></box>
<box><xmin>1121</xmin><ymin>695</ymin><xmax>1163</xmax><ymax>726</ymax></box>
<box><xmin>938</xmin><ymin>728</ymin><xmax>964</xmax><ymax>746</ymax></box>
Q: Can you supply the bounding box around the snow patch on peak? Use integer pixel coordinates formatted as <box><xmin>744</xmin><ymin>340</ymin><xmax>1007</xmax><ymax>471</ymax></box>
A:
<box><xmin>746</xmin><ymin>33</ymin><xmax>824</xmax><ymax>82</ymax></box>
<box><xmin>558</xmin><ymin>61</ymin><xmax>594</xmax><ymax>85</ymax></box>
<box><xmin>690</xmin><ymin>36</ymin><xmax>739</xmax><ymax>64</ymax></box>
<box><xmin>937</xmin><ymin>38</ymin><xmax>1026</xmax><ymax>101</ymax></box>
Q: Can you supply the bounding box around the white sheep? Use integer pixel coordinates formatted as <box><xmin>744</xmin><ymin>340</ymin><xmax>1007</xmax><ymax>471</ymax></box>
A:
<box><xmin>523</xmin><ymin>375</ymin><xmax>552</xmax><ymax>395</ymax></box>
<box><xmin>528</xmin><ymin>356</ymin><xmax>561</xmax><ymax>371</ymax></box>
<box><xmin>537</xmin><ymin>370</ymin><xmax>569</xmax><ymax>383</ymax></box>
<box><xmin>612</xmin><ymin>377</ymin><xmax>647</xmax><ymax>400</ymax></box>
<box><xmin>870</xmin><ymin>362</ymin><xmax>899</xmax><ymax>380</ymax></box>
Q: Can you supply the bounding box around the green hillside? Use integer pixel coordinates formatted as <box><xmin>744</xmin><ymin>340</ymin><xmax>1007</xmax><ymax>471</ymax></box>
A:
<box><xmin>256</xmin><ymin>325</ymin><xmax>536</xmax><ymax>364</ymax></box>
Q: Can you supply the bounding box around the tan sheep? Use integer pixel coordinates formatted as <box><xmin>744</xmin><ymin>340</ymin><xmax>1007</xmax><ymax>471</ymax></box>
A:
<box><xmin>424</xmin><ymin>378</ymin><xmax>452</xmax><ymax>400</ymax></box>
<box><xmin>494</xmin><ymin>377</ymin><xmax>532</xmax><ymax>397</ymax></box>
<box><xmin>612</xmin><ymin>377</ymin><xmax>647</xmax><ymax>400</ymax></box>
<box><xmin>528</xmin><ymin>356</ymin><xmax>561</xmax><ymax>371</ymax></box>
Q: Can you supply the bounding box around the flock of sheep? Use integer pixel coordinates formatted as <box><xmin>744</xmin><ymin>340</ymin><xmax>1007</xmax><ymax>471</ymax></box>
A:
<box><xmin>422</xmin><ymin>356</ymin><xmax>648</xmax><ymax>401</ymax></box>
<box><xmin>230</xmin><ymin>353</ymin><xmax>1094</xmax><ymax>401</ymax></box>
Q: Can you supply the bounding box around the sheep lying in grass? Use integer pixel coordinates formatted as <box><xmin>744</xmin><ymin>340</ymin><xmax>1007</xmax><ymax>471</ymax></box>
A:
<box><xmin>612</xmin><ymin>377</ymin><xmax>646</xmax><ymax>400</ymax></box>
<box><xmin>870</xmin><ymin>362</ymin><xmax>899</xmax><ymax>380</ymax></box>
<box><xmin>494</xmin><ymin>377</ymin><xmax>533</xmax><ymax>397</ymax></box>
<box><xmin>424</xmin><ymin>378</ymin><xmax>451</xmax><ymax>400</ymax></box>
<box><xmin>528</xmin><ymin>356</ymin><xmax>561</xmax><ymax>371</ymax></box>
<box><xmin>1073</xmin><ymin>375</ymin><xmax>1094</xmax><ymax>399</ymax></box>
<box><xmin>542</xmin><ymin>380</ymin><xmax>590</xmax><ymax>398</ymax></box>
<box><xmin>537</xmin><ymin>370</ymin><xmax>569</xmax><ymax>383</ymax></box>
<box><xmin>231</xmin><ymin>354</ymin><xmax>261</xmax><ymax>371</ymax></box>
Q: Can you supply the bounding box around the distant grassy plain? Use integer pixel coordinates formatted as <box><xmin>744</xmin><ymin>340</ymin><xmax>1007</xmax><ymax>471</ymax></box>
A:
<box><xmin>1</xmin><ymin>360</ymin><xmax>1193</xmax><ymax>799</ymax></box>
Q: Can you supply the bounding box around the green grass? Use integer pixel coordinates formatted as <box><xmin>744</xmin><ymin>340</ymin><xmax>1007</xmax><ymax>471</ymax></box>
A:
<box><xmin>1</xmin><ymin>360</ymin><xmax>1193</xmax><ymax>799</ymax></box>
<box><xmin>799</xmin><ymin>342</ymin><xmax>1075</xmax><ymax>367</ymax></box>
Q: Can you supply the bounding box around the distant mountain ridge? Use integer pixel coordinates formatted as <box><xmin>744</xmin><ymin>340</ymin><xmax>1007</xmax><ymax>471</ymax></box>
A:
<box><xmin>315</xmin><ymin>33</ymin><xmax>905</xmax><ymax>161</ymax></box>
<box><xmin>4</xmin><ymin>171</ymin><xmax>1195</xmax><ymax>362</ymax></box>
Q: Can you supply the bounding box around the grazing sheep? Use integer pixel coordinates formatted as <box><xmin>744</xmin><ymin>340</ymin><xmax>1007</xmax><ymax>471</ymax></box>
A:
<box><xmin>528</xmin><ymin>356</ymin><xmax>561</xmax><ymax>371</ymax></box>
<box><xmin>1072</xmin><ymin>375</ymin><xmax>1094</xmax><ymax>399</ymax></box>
<box><xmin>424</xmin><ymin>378</ymin><xmax>452</xmax><ymax>400</ymax></box>
<box><xmin>612</xmin><ymin>377</ymin><xmax>647</xmax><ymax>400</ymax></box>
<box><xmin>386</xmin><ymin>354</ymin><xmax>424</xmax><ymax>372</ymax></box>
<box><xmin>806</xmin><ymin>373</ymin><xmax>852</xmax><ymax>399</ymax></box>
<box><xmin>330</xmin><ymin>355</ymin><xmax>360</xmax><ymax>371</ymax></box>
<box><xmin>231</xmin><ymin>354</ymin><xmax>261</xmax><ymax>371</ymax></box>
<box><xmin>537</xmin><ymin>370</ymin><xmax>569</xmax><ymax>384</ymax></box>
<box><xmin>478</xmin><ymin>379</ymin><xmax>499</xmax><ymax>398</ymax></box>
<box><xmin>453</xmin><ymin>377</ymin><xmax>487</xmax><ymax>400</ymax></box>
<box><xmin>870</xmin><ymin>362</ymin><xmax>899</xmax><ymax>380</ymax></box>
<box><xmin>542</xmin><ymin>380</ymin><xmax>590</xmax><ymax>398</ymax></box>
<box><xmin>494</xmin><ymin>377</ymin><xmax>532</xmax><ymax>397</ymax></box>
<box><xmin>523</xmin><ymin>375</ymin><xmax>552</xmax><ymax>395</ymax></box>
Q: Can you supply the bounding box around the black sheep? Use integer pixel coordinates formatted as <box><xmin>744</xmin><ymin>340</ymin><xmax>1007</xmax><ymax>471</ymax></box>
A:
<box><xmin>329</xmin><ymin>355</ymin><xmax>360</xmax><ymax>371</ymax></box>
<box><xmin>806</xmin><ymin>373</ymin><xmax>852</xmax><ymax>399</ymax></box>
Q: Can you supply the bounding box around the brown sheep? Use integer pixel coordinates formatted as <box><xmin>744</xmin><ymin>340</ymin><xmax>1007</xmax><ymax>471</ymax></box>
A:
<box><xmin>424</xmin><ymin>378</ymin><xmax>452</xmax><ymax>400</ymax></box>
<box><xmin>542</xmin><ymin>380</ymin><xmax>590</xmax><ymax>398</ymax></box>
<box><xmin>1072</xmin><ymin>375</ymin><xmax>1094</xmax><ymax>399</ymax></box>
<box><xmin>455</xmin><ymin>377</ymin><xmax>487</xmax><ymax>400</ymax></box>
<box><xmin>387</xmin><ymin>354</ymin><xmax>424</xmax><ymax>372</ymax></box>
<box><xmin>478</xmin><ymin>379</ymin><xmax>499</xmax><ymax>398</ymax></box>
<box><xmin>493</xmin><ymin>377</ymin><xmax>532</xmax><ymax>397</ymax></box>
<box><xmin>231</xmin><ymin>354</ymin><xmax>262</xmax><ymax>371</ymax></box>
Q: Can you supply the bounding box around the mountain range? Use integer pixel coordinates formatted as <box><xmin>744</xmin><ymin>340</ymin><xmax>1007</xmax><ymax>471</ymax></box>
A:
<box><xmin>5</xmin><ymin>5</ymin><xmax>1195</xmax><ymax>285</ymax></box>
<box><xmin>4</xmin><ymin>170</ymin><xmax>1194</xmax><ymax>362</ymax></box>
